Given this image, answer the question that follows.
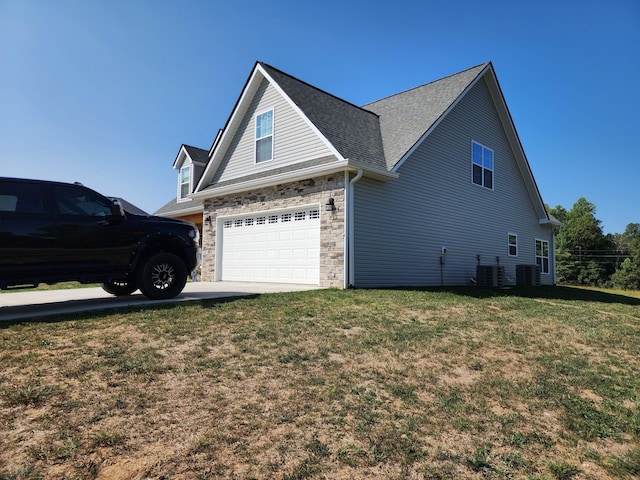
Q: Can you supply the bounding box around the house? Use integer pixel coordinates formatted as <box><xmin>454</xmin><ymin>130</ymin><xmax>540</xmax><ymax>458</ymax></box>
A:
<box><xmin>156</xmin><ymin>61</ymin><xmax>560</xmax><ymax>288</ymax></box>
<box><xmin>156</xmin><ymin>144</ymin><xmax>211</xmax><ymax>232</ymax></box>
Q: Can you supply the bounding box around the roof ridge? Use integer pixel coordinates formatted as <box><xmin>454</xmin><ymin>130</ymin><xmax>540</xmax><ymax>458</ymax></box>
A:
<box><xmin>259</xmin><ymin>62</ymin><xmax>379</xmax><ymax>118</ymax></box>
<box><xmin>363</xmin><ymin>62</ymin><xmax>489</xmax><ymax>107</ymax></box>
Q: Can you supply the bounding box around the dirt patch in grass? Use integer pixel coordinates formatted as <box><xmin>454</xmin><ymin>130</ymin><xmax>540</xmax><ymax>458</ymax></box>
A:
<box><xmin>1</xmin><ymin>287</ymin><xmax>638</xmax><ymax>479</ymax></box>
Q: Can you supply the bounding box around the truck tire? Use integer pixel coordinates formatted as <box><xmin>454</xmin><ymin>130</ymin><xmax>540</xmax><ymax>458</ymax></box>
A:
<box><xmin>102</xmin><ymin>279</ymin><xmax>137</xmax><ymax>296</ymax></box>
<box><xmin>137</xmin><ymin>252</ymin><xmax>187</xmax><ymax>300</ymax></box>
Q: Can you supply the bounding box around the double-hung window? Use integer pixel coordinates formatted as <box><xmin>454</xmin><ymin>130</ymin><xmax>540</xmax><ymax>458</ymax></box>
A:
<box><xmin>472</xmin><ymin>141</ymin><xmax>494</xmax><ymax>189</ymax></box>
<box><xmin>179</xmin><ymin>165</ymin><xmax>191</xmax><ymax>201</ymax></box>
<box><xmin>255</xmin><ymin>109</ymin><xmax>274</xmax><ymax>163</ymax></box>
<box><xmin>536</xmin><ymin>239</ymin><xmax>550</xmax><ymax>274</ymax></box>
<box><xmin>508</xmin><ymin>233</ymin><xmax>518</xmax><ymax>256</ymax></box>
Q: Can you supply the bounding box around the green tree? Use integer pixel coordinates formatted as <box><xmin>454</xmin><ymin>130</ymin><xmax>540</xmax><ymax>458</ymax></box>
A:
<box><xmin>609</xmin><ymin>258</ymin><xmax>640</xmax><ymax>290</ymax></box>
<box><xmin>546</xmin><ymin>204</ymin><xmax>568</xmax><ymax>225</ymax></box>
<box><xmin>552</xmin><ymin>198</ymin><xmax>612</xmax><ymax>286</ymax></box>
<box><xmin>609</xmin><ymin>223</ymin><xmax>640</xmax><ymax>290</ymax></box>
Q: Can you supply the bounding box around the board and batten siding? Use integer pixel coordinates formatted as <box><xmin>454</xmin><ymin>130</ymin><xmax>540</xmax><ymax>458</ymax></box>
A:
<box><xmin>353</xmin><ymin>77</ymin><xmax>555</xmax><ymax>287</ymax></box>
<box><xmin>212</xmin><ymin>79</ymin><xmax>334</xmax><ymax>184</ymax></box>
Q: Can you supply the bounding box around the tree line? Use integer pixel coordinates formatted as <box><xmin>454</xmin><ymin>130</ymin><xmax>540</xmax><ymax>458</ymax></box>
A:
<box><xmin>546</xmin><ymin>198</ymin><xmax>639</xmax><ymax>290</ymax></box>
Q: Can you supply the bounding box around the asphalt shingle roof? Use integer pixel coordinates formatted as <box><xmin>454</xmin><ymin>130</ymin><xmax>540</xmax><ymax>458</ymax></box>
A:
<box><xmin>158</xmin><ymin>62</ymin><xmax>492</xmax><ymax>214</ymax></box>
<box><xmin>260</xmin><ymin>63</ymin><xmax>387</xmax><ymax>171</ymax></box>
<box><xmin>363</xmin><ymin>63</ymin><xmax>489</xmax><ymax>170</ymax></box>
<box><xmin>261</xmin><ymin>62</ymin><xmax>488</xmax><ymax>172</ymax></box>
<box><xmin>183</xmin><ymin>145</ymin><xmax>209</xmax><ymax>165</ymax></box>
<box><xmin>154</xmin><ymin>196</ymin><xmax>204</xmax><ymax>216</ymax></box>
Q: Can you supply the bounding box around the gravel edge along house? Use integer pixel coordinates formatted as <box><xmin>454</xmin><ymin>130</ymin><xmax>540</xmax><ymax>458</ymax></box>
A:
<box><xmin>156</xmin><ymin>61</ymin><xmax>560</xmax><ymax>288</ymax></box>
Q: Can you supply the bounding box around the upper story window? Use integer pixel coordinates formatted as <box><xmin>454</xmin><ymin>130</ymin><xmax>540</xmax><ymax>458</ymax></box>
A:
<box><xmin>255</xmin><ymin>109</ymin><xmax>274</xmax><ymax>163</ymax></box>
<box><xmin>179</xmin><ymin>165</ymin><xmax>191</xmax><ymax>201</ymax></box>
<box><xmin>508</xmin><ymin>233</ymin><xmax>518</xmax><ymax>256</ymax></box>
<box><xmin>472</xmin><ymin>141</ymin><xmax>493</xmax><ymax>189</ymax></box>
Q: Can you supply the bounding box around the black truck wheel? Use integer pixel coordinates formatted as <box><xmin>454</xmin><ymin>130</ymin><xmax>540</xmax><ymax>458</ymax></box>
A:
<box><xmin>137</xmin><ymin>252</ymin><xmax>187</xmax><ymax>300</ymax></box>
<box><xmin>102</xmin><ymin>279</ymin><xmax>137</xmax><ymax>296</ymax></box>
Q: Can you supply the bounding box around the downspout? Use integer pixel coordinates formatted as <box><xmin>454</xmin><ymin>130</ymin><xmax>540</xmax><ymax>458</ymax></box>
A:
<box><xmin>346</xmin><ymin>169</ymin><xmax>364</xmax><ymax>288</ymax></box>
<box><xmin>551</xmin><ymin>226</ymin><xmax>558</xmax><ymax>285</ymax></box>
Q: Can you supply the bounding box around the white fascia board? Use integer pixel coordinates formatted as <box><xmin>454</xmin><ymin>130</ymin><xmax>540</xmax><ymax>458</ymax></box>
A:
<box><xmin>484</xmin><ymin>67</ymin><xmax>549</xmax><ymax>222</ymax></box>
<box><xmin>257</xmin><ymin>64</ymin><xmax>347</xmax><ymax>163</ymax></box>
<box><xmin>191</xmin><ymin>160</ymin><xmax>397</xmax><ymax>201</ymax></box>
<box><xmin>191</xmin><ymin>162</ymin><xmax>350</xmax><ymax>200</ymax></box>
<box><xmin>540</xmin><ymin>217</ymin><xmax>562</xmax><ymax>227</ymax></box>
<box><xmin>195</xmin><ymin>67</ymin><xmax>264</xmax><ymax>193</ymax></box>
<box><xmin>392</xmin><ymin>64</ymin><xmax>491</xmax><ymax>174</ymax></box>
<box><xmin>156</xmin><ymin>203</ymin><xmax>203</xmax><ymax>217</ymax></box>
<box><xmin>173</xmin><ymin>145</ymin><xmax>208</xmax><ymax>170</ymax></box>
<box><xmin>196</xmin><ymin>64</ymin><xmax>348</xmax><ymax>193</ymax></box>
<box><xmin>391</xmin><ymin>63</ymin><xmax>549</xmax><ymax>223</ymax></box>
<box><xmin>172</xmin><ymin>145</ymin><xmax>189</xmax><ymax>170</ymax></box>
<box><xmin>348</xmin><ymin>160</ymin><xmax>398</xmax><ymax>182</ymax></box>
<box><xmin>191</xmin><ymin>162</ymin><xmax>350</xmax><ymax>199</ymax></box>
<box><xmin>208</xmin><ymin>128</ymin><xmax>224</xmax><ymax>157</ymax></box>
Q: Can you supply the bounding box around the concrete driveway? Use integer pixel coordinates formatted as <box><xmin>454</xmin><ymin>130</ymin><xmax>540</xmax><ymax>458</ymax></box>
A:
<box><xmin>0</xmin><ymin>282</ymin><xmax>320</xmax><ymax>322</ymax></box>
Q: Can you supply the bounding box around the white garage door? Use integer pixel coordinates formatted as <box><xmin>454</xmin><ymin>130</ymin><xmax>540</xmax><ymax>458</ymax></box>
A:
<box><xmin>220</xmin><ymin>207</ymin><xmax>320</xmax><ymax>284</ymax></box>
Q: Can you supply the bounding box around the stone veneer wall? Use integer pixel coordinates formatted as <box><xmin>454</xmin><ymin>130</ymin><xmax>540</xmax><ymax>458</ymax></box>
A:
<box><xmin>201</xmin><ymin>174</ymin><xmax>345</xmax><ymax>288</ymax></box>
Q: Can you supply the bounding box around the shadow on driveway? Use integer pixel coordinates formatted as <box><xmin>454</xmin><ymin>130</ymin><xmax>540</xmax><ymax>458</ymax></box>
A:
<box><xmin>0</xmin><ymin>282</ymin><xmax>319</xmax><ymax>323</ymax></box>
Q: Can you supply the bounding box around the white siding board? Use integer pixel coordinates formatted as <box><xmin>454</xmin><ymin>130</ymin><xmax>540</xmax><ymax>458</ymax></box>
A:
<box><xmin>213</xmin><ymin>80</ymin><xmax>333</xmax><ymax>184</ymax></box>
<box><xmin>353</xmin><ymin>77</ymin><xmax>554</xmax><ymax>287</ymax></box>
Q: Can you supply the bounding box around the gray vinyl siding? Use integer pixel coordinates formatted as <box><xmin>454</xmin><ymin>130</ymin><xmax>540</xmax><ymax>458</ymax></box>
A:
<box><xmin>353</xmin><ymin>77</ymin><xmax>554</xmax><ymax>287</ymax></box>
<box><xmin>212</xmin><ymin>79</ymin><xmax>334</xmax><ymax>184</ymax></box>
<box><xmin>193</xmin><ymin>164</ymin><xmax>206</xmax><ymax>188</ymax></box>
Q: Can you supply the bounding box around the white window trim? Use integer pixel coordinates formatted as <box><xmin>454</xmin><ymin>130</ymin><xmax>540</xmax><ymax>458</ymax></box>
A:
<box><xmin>535</xmin><ymin>238</ymin><xmax>550</xmax><ymax>274</ymax></box>
<box><xmin>471</xmin><ymin>141</ymin><xmax>494</xmax><ymax>190</ymax></box>
<box><xmin>216</xmin><ymin>203</ymin><xmax>320</xmax><ymax>224</ymax></box>
<box><xmin>255</xmin><ymin>107</ymin><xmax>274</xmax><ymax>164</ymax></box>
<box><xmin>508</xmin><ymin>232</ymin><xmax>518</xmax><ymax>257</ymax></box>
<box><xmin>178</xmin><ymin>164</ymin><xmax>192</xmax><ymax>202</ymax></box>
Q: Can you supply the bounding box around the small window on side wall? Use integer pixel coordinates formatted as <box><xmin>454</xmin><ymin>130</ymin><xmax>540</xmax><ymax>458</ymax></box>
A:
<box><xmin>256</xmin><ymin>109</ymin><xmax>274</xmax><ymax>163</ymax></box>
<box><xmin>472</xmin><ymin>141</ymin><xmax>493</xmax><ymax>189</ymax></box>
<box><xmin>179</xmin><ymin>165</ymin><xmax>191</xmax><ymax>201</ymax></box>
<box><xmin>508</xmin><ymin>233</ymin><xmax>518</xmax><ymax>256</ymax></box>
<box><xmin>536</xmin><ymin>239</ymin><xmax>550</xmax><ymax>274</ymax></box>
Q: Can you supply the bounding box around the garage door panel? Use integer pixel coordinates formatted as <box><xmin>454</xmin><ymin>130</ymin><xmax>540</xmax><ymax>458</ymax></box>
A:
<box><xmin>221</xmin><ymin>208</ymin><xmax>320</xmax><ymax>284</ymax></box>
<box><xmin>281</xmin><ymin>250</ymin><xmax>293</xmax><ymax>260</ymax></box>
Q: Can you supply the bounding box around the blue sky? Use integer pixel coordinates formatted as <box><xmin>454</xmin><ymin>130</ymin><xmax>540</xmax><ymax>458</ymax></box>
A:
<box><xmin>1</xmin><ymin>0</ymin><xmax>638</xmax><ymax>234</ymax></box>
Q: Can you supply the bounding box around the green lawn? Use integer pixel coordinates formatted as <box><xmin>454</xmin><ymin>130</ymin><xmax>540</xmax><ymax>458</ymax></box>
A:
<box><xmin>1</xmin><ymin>286</ymin><xmax>638</xmax><ymax>479</ymax></box>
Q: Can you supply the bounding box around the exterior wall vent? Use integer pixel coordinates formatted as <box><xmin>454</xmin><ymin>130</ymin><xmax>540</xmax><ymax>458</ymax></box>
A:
<box><xmin>516</xmin><ymin>264</ymin><xmax>541</xmax><ymax>286</ymax></box>
<box><xmin>476</xmin><ymin>265</ymin><xmax>505</xmax><ymax>287</ymax></box>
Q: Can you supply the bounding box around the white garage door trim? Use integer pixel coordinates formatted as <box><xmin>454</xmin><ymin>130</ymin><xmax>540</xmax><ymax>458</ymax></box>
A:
<box><xmin>216</xmin><ymin>205</ymin><xmax>321</xmax><ymax>284</ymax></box>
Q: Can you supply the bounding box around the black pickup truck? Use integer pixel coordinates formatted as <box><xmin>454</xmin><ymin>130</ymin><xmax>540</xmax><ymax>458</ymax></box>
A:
<box><xmin>0</xmin><ymin>177</ymin><xmax>201</xmax><ymax>300</ymax></box>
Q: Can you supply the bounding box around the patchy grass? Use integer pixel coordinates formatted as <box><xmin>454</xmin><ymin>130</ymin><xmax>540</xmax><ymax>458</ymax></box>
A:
<box><xmin>569</xmin><ymin>285</ymin><xmax>640</xmax><ymax>300</ymax></box>
<box><xmin>0</xmin><ymin>286</ymin><xmax>638</xmax><ymax>479</ymax></box>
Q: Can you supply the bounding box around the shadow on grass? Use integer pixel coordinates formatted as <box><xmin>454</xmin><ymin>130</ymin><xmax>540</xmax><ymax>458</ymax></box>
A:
<box><xmin>3</xmin><ymin>286</ymin><xmax>638</xmax><ymax>329</ymax></box>
<box><xmin>0</xmin><ymin>295</ymin><xmax>260</xmax><ymax>328</ymax></box>
<box><xmin>389</xmin><ymin>285</ymin><xmax>640</xmax><ymax>306</ymax></box>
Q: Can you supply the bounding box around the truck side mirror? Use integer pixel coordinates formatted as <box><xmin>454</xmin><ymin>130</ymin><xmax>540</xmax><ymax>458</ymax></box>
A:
<box><xmin>111</xmin><ymin>199</ymin><xmax>125</xmax><ymax>218</ymax></box>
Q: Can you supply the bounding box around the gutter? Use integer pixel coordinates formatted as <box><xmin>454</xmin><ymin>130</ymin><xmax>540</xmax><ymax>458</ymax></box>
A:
<box><xmin>190</xmin><ymin>161</ymin><xmax>397</xmax><ymax>201</ymax></box>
